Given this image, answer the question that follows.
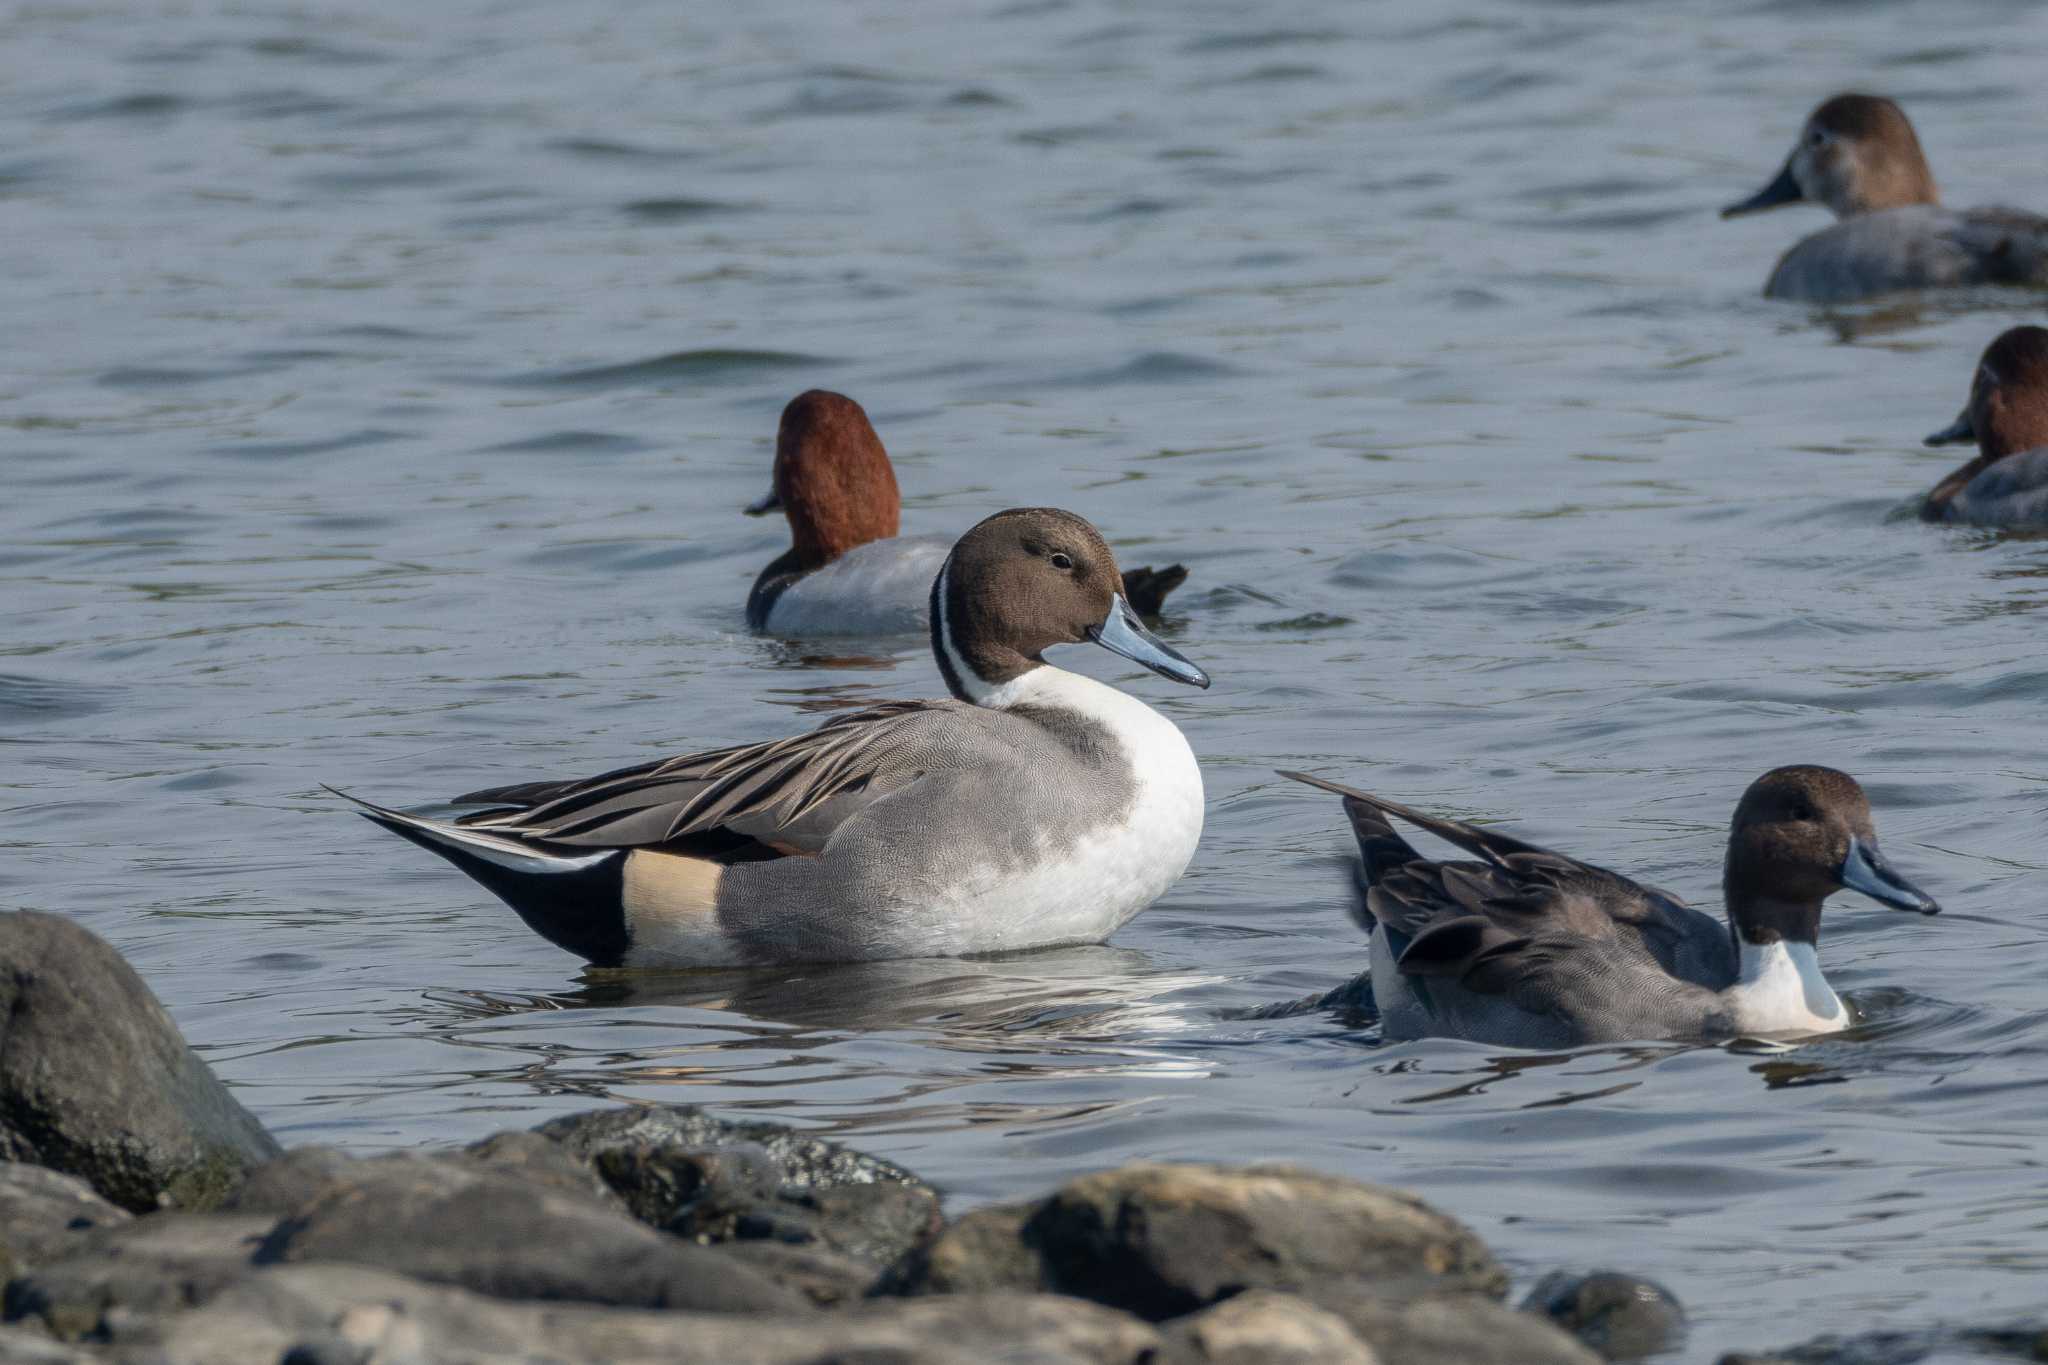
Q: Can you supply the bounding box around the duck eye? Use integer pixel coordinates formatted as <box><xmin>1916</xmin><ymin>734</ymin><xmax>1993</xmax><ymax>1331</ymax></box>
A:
<box><xmin>1806</xmin><ymin>128</ymin><xmax>1826</xmax><ymax>149</ymax></box>
<box><xmin>1050</xmin><ymin>552</ymin><xmax>1073</xmax><ymax>571</ymax></box>
<box><xmin>1787</xmin><ymin>802</ymin><xmax>1815</xmax><ymax>823</ymax></box>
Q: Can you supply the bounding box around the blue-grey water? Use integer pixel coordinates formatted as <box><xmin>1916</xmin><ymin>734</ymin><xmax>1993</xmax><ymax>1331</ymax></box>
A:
<box><xmin>7</xmin><ymin>2</ymin><xmax>2048</xmax><ymax>1357</ymax></box>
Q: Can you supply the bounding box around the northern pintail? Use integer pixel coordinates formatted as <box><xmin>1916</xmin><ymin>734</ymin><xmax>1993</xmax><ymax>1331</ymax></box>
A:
<box><xmin>745</xmin><ymin>391</ymin><xmax>1187</xmax><ymax>634</ymax></box>
<box><xmin>339</xmin><ymin>508</ymin><xmax>1211</xmax><ymax>967</ymax></box>
<box><xmin>1282</xmin><ymin>766</ymin><xmax>1939</xmax><ymax>1047</ymax></box>
<box><xmin>1721</xmin><ymin>93</ymin><xmax>2048</xmax><ymax>303</ymax></box>
<box><xmin>1922</xmin><ymin>325</ymin><xmax>2048</xmax><ymax>526</ymax></box>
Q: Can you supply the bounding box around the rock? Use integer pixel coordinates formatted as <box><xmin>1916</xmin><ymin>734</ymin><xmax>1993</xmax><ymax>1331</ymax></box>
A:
<box><xmin>0</xmin><ymin>1325</ymin><xmax>95</xmax><ymax>1363</ymax></box>
<box><xmin>1161</xmin><ymin>1290</ymin><xmax>1382</xmax><ymax>1364</ymax></box>
<box><xmin>223</xmin><ymin>1135</ymin><xmax>621</xmax><ymax>1219</ymax></box>
<box><xmin>1523</xmin><ymin>1270</ymin><xmax>1685</xmax><ymax>1361</ymax></box>
<box><xmin>0</xmin><ymin>911</ymin><xmax>279</xmax><ymax>1212</ymax></box>
<box><xmin>252</xmin><ymin>1156</ymin><xmax>805</xmax><ymax>1313</ymax></box>
<box><xmin>1717</xmin><ymin>1322</ymin><xmax>2048</xmax><ymax>1364</ymax></box>
<box><xmin>147</xmin><ymin>1265</ymin><xmax>1161</xmax><ymax>1365</ymax></box>
<box><xmin>534</xmin><ymin>1104</ymin><xmax>941</xmax><ymax>1265</ymax></box>
<box><xmin>1306</xmin><ymin>1291</ymin><xmax>1604</xmax><ymax>1365</ymax></box>
<box><xmin>2</xmin><ymin>1213</ymin><xmax>271</xmax><ymax>1344</ymax></box>
<box><xmin>887</xmin><ymin>1162</ymin><xmax>1506</xmax><ymax>1320</ymax></box>
<box><xmin>0</xmin><ymin>1164</ymin><xmax>130</xmax><ymax>1279</ymax></box>
<box><xmin>214</xmin><ymin>1146</ymin><xmax>360</xmax><ymax>1218</ymax></box>
<box><xmin>460</xmin><ymin>1129</ymin><xmax>619</xmax><ymax>1207</ymax></box>
<box><xmin>716</xmin><ymin>1241</ymin><xmax>882</xmax><ymax>1307</ymax></box>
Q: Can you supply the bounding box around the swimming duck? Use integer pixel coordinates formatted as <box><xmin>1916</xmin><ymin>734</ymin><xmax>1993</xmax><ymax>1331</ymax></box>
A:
<box><xmin>1922</xmin><ymin>325</ymin><xmax>2048</xmax><ymax>526</ymax></box>
<box><xmin>1281</xmin><ymin>766</ymin><xmax>1939</xmax><ymax>1047</ymax></box>
<box><xmin>745</xmin><ymin>390</ymin><xmax>1187</xmax><ymax>634</ymax></box>
<box><xmin>1721</xmin><ymin>93</ymin><xmax>2048</xmax><ymax>303</ymax></box>
<box><xmin>339</xmin><ymin>508</ymin><xmax>1211</xmax><ymax>967</ymax></box>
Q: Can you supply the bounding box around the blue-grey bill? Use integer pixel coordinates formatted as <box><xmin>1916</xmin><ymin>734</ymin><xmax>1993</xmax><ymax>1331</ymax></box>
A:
<box><xmin>1721</xmin><ymin>160</ymin><xmax>1802</xmax><ymax>219</ymax></box>
<box><xmin>745</xmin><ymin>488</ymin><xmax>782</xmax><ymax>516</ymax></box>
<box><xmin>1840</xmin><ymin>836</ymin><xmax>1941</xmax><ymax>915</ymax></box>
<box><xmin>1088</xmin><ymin>594</ymin><xmax>1210</xmax><ymax>688</ymax></box>
<box><xmin>1924</xmin><ymin>409</ymin><xmax>1974</xmax><ymax>447</ymax></box>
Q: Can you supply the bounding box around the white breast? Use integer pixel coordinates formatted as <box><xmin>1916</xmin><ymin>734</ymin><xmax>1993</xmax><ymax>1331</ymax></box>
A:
<box><xmin>1725</xmin><ymin>940</ymin><xmax>1848</xmax><ymax>1038</ymax></box>
<box><xmin>911</xmin><ymin>665</ymin><xmax>1205</xmax><ymax>955</ymax></box>
<box><xmin>764</xmin><ymin>536</ymin><xmax>950</xmax><ymax>636</ymax></box>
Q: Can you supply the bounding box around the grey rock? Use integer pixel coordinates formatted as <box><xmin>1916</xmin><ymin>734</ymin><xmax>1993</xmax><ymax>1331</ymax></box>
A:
<box><xmin>0</xmin><ymin>912</ymin><xmax>279</xmax><ymax>1212</ymax></box>
<box><xmin>887</xmin><ymin>1162</ymin><xmax>1506</xmax><ymax>1320</ymax></box>
<box><xmin>534</xmin><ymin>1104</ymin><xmax>941</xmax><ymax>1265</ymax></box>
<box><xmin>222</xmin><ymin>1137</ymin><xmax>620</xmax><ymax>1219</ymax></box>
<box><xmin>1718</xmin><ymin>1322</ymin><xmax>2048</xmax><ymax>1364</ymax></box>
<box><xmin>1523</xmin><ymin>1270</ymin><xmax>1685</xmax><ymax>1361</ymax></box>
<box><xmin>1306</xmin><ymin>1291</ymin><xmax>1604</xmax><ymax>1365</ymax></box>
<box><xmin>145</xmin><ymin>1264</ymin><xmax>1160</xmax><ymax>1365</ymax></box>
<box><xmin>0</xmin><ymin>1164</ymin><xmax>130</xmax><ymax>1279</ymax></box>
<box><xmin>252</xmin><ymin>1157</ymin><xmax>804</xmax><ymax>1313</ymax></box>
<box><xmin>1160</xmin><ymin>1290</ymin><xmax>1382</xmax><ymax>1364</ymax></box>
<box><xmin>0</xmin><ymin>1324</ymin><xmax>96</xmax><ymax>1363</ymax></box>
<box><xmin>214</xmin><ymin>1146</ymin><xmax>360</xmax><ymax>1218</ymax></box>
<box><xmin>717</xmin><ymin>1241</ymin><xmax>882</xmax><ymax>1308</ymax></box>
<box><xmin>3</xmin><ymin>1213</ymin><xmax>270</xmax><ymax>1344</ymax></box>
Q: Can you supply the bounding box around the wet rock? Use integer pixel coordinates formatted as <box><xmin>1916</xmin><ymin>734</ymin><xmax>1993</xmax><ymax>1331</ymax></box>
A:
<box><xmin>887</xmin><ymin>1162</ymin><xmax>1506</xmax><ymax>1319</ymax></box>
<box><xmin>534</xmin><ymin>1104</ymin><xmax>941</xmax><ymax>1265</ymax></box>
<box><xmin>1307</xmin><ymin>1290</ymin><xmax>1603</xmax><ymax>1365</ymax></box>
<box><xmin>0</xmin><ymin>1164</ymin><xmax>130</xmax><ymax>1279</ymax></box>
<box><xmin>0</xmin><ymin>912</ymin><xmax>279</xmax><ymax>1212</ymax></box>
<box><xmin>2</xmin><ymin>1213</ymin><xmax>270</xmax><ymax>1344</ymax></box>
<box><xmin>1523</xmin><ymin>1270</ymin><xmax>1685</xmax><ymax>1361</ymax></box>
<box><xmin>1718</xmin><ymin>1322</ymin><xmax>2048</xmax><ymax>1364</ymax></box>
<box><xmin>148</xmin><ymin>1265</ymin><xmax>1160</xmax><ymax>1365</ymax></box>
<box><xmin>253</xmin><ymin>1157</ymin><xmax>804</xmax><ymax>1313</ymax></box>
<box><xmin>1160</xmin><ymin>1290</ymin><xmax>1382</xmax><ymax>1363</ymax></box>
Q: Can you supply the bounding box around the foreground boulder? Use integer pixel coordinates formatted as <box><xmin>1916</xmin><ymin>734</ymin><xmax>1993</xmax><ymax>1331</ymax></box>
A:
<box><xmin>0</xmin><ymin>1165</ymin><xmax>129</xmax><ymax>1281</ymax></box>
<box><xmin>0</xmin><ymin>913</ymin><xmax>278</xmax><ymax>1213</ymax></box>
<box><xmin>885</xmin><ymin>1162</ymin><xmax>1507</xmax><ymax>1317</ymax></box>
<box><xmin>4</xmin><ymin>1213</ymin><xmax>271</xmax><ymax>1344</ymax></box>
<box><xmin>144</xmin><ymin>1266</ymin><xmax>1161</xmax><ymax>1365</ymax></box>
<box><xmin>1161</xmin><ymin>1290</ymin><xmax>1382</xmax><ymax>1364</ymax></box>
<box><xmin>252</xmin><ymin>1154</ymin><xmax>804</xmax><ymax>1313</ymax></box>
<box><xmin>534</xmin><ymin>1104</ymin><xmax>942</xmax><ymax>1267</ymax></box>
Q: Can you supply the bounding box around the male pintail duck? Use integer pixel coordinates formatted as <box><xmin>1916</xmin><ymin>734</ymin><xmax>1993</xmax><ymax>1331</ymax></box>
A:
<box><xmin>1281</xmin><ymin>766</ymin><xmax>1939</xmax><ymax>1047</ymax></box>
<box><xmin>1721</xmin><ymin>93</ymin><xmax>2048</xmax><ymax>303</ymax></box>
<box><xmin>339</xmin><ymin>508</ymin><xmax>1211</xmax><ymax>967</ymax></box>
<box><xmin>1922</xmin><ymin>325</ymin><xmax>2048</xmax><ymax>526</ymax></box>
<box><xmin>745</xmin><ymin>390</ymin><xmax>1187</xmax><ymax>634</ymax></box>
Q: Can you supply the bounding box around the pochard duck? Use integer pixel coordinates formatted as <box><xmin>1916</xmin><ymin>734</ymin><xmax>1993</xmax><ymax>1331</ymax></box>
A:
<box><xmin>1922</xmin><ymin>325</ymin><xmax>2048</xmax><ymax>526</ymax></box>
<box><xmin>340</xmin><ymin>509</ymin><xmax>1211</xmax><ymax>967</ymax></box>
<box><xmin>1282</xmin><ymin>766</ymin><xmax>1939</xmax><ymax>1047</ymax></box>
<box><xmin>1722</xmin><ymin>93</ymin><xmax>2048</xmax><ymax>303</ymax></box>
<box><xmin>745</xmin><ymin>391</ymin><xmax>1187</xmax><ymax>634</ymax></box>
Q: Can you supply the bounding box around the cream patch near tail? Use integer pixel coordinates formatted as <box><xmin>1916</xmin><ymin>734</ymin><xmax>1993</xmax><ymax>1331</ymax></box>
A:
<box><xmin>620</xmin><ymin>850</ymin><xmax>738</xmax><ymax>965</ymax></box>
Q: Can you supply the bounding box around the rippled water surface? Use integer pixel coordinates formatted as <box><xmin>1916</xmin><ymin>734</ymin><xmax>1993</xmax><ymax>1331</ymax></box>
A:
<box><xmin>9</xmin><ymin>2</ymin><xmax>2048</xmax><ymax>1356</ymax></box>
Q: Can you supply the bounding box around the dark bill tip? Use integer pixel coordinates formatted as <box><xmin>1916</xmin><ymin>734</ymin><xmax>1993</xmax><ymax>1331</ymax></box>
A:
<box><xmin>1721</xmin><ymin>161</ymin><xmax>1804</xmax><ymax>219</ymax></box>
<box><xmin>1923</xmin><ymin>410</ymin><xmax>1974</xmax><ymax>448</ymax></box>
<box><xmin>1087</xmin><ymin>594</ymin><xmax>1210</xmax><ymax>689</ymax></box>
<box><xmin>744</xmin><ymin>488</ymin><xmax>783</xmax><ymax>516</ymax></box>
<box><xmin>1840</xmin><ymin>836</ymin><xmax>1941</xmax><ymax>915</ymax></box>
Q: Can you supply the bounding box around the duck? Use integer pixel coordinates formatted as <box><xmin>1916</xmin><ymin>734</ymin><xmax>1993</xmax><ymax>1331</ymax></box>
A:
<box><xmin>336</xmin><ymin>508</ymin><xmax>1212</xmax><ymax>967</ymax></box>
<box><xmin>1921</xmin><ymin>325</ymin><xmax>2048</xmax><ymax>526</ymax></box>
<box><xmin>745</xmin><ymin>390</ymin><xmax>1187</xmax><ymax>634</ymax></box>
<box><xmin>1280</xmin><ymin>766</ymin><xmax>1939</xmax><ymax>1047</ymax></box>
<box><xmin>1721</xmin><ymin>93</ymin><xmax>2048</xmax><ymax>303</ymax></box>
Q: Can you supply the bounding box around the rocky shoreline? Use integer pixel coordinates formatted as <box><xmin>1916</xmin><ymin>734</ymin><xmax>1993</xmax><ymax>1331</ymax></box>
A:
<box><xmin>0</xmin><ymin>910</ymin><xmax>2017</xmax><ymax>1364</ymax></box>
